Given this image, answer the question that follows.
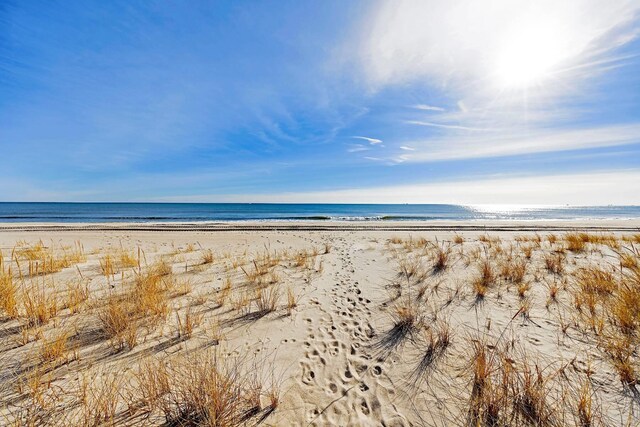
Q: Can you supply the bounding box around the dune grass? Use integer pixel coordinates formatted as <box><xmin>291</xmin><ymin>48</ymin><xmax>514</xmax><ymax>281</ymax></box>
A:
<box><xmin>1</xmin><ymin>232</ymin><xmax>639</xmax><ymax>426</ymax></box>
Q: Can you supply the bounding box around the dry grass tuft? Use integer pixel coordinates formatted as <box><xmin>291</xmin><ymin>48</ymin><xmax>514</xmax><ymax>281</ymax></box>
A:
<box><xmin>565</xmin><ymin>233</ymin><xmax>587</xmax><ymax>252</ymax></box>
<box><xmin>286</xmin><ymin>286</ymin><xmax>299</xmax><ymax>315</ymax></box>
<box><xmin>517</xmin><ymin>282</ymin><xmax>531</xmax><ymax>299</ymax></box>
<box><xmin>98</xmin><ymin>296</ymin><xmax>138</xmax><ymax>350</ymax></box>
<box><xmin>575</xmin><ymin>379</ymin><xmax>594</xmax><ymax>427</ymax></box>
<box><xmin>256</xmin><ymin>286</ymin><xmax>280</xmax><ymax>314</ymax></box>
<box><xmin>176</xmin><ymin>308</ymin><xmax>203</xmax><ymax>340</ymax></box>
<box><xmin>201</xmin><ymin>249</ymin><xmax>215</xmax><ymax>265</ymax></box>
<box><xmin>431</xmin><ymin>243</ymin><xmax>451</xmax><ymax>272</ymax></box>
<box><xmin>64</xmin><ymin>281</ymin><xmax>89</xmax><ymax>314</ymax></box>
<box><xmin>500</xmin><ymin>257</ymin><xmax>527</xmax><ymax>284</ymax></box>
<box><xmin>472</xmin><ymin>260</ymin><xmax>495</xmax><ymax>300</ymax></box>
<box><xmin>17</xmin><ymin>240</ymin><xmax>86</xmax><ymax>276</ymax></box>
<box><xmin>374</xmin><ymin>301</ymin><xmax>422</xmax><ymax>356</ymax></box>
<box><xmin>21</xmin><ymin>281</ymin><xmax>58</xmax><ymax>327</ymax></box>
<box><xmin>412</xmin><ymin>321</ymin><xmax>451</xmax><ymax>382</ymax></box>
<box><xmin>603</xmin><ymin>335</ymin><xmax>638</xmax><ymax>386</ymax></box>
<box><xmin>467</xmin><ymin>342</ymin><xmax>557</xmax><ymax>427</ymax></box>
<box><xmin>39</xmin><ymin>329</ymin><xmax>70</xmax><ymax>365</ymax></box>
<box><xmin>77</xmin><ymin>370</ymin><xmax>123</xmax><ymax>425</ymax></box>
<box><xmin>575</xmin><ymin>267</ymin><xmax>616</xmax><ymax>297</ymax></box>
<box><xmin>544</xmin><ymin>252</ymin><xmax>565</xmax><ymax>275</ymax></box>
<box><xmin>132</xmin><ymin>265</ymin><xmax>171</xmax><ymax>321</ymax></box>
<box><xmin>620</xmin><ymin>252</ymin><xmax>638</xmax><ymax>269</ymax></box>
<box><xmin>100</xmin><ymin>254</ymin><xmax>116</xmax><ymax>277</ymax></box>
<box><xmin>0</xmin><ymin>254</ymin><xmax>18</xmax><ymax>318</ymax></box>
<box><xmin>135</xmin><ymin>350</ymin><xmax>272</xmax><ymax>425</ymax></box>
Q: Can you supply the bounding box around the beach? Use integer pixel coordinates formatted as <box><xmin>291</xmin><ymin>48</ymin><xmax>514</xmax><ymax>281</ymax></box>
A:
<box><xmin>1</xmin><ymin>220</ymin><xmax>639</xmax><ymax>426</ymax></box>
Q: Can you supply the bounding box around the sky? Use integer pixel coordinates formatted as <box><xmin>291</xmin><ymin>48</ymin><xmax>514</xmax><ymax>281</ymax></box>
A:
<box><xmin>1</xmin><ymin>0</ymin><xmax>640</xmax><ymax>204</ymax></box>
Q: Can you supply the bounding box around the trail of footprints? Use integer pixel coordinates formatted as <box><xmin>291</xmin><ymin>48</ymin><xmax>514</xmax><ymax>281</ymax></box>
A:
<box><xmin>298</xmin><ymin>235</ymin><xmax>407</xmax><ymax>426</ymax></box>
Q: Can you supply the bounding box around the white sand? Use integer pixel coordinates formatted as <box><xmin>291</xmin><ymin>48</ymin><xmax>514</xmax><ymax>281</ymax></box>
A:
<box><xmin>0</xmin><ymin>222</ymin><xmax>638</xmax><ymax>426</ymax></box>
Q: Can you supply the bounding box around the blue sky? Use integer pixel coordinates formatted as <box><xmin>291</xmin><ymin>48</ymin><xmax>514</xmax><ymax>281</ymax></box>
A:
<box><xmin>1</xmin><ymin>0</ymin><xmax>639</xmax><ymax>204</ymax></box>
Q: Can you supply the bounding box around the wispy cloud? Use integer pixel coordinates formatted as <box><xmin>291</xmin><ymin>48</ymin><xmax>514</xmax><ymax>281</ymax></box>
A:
<box><xmin>347</xmin><ymin>144</ymin><xmax>370</xmax><ymax>153</ymax></box>
<box><xmin>399</xmin><ymin>146</ymin><xmax>415</xmax><ymax>151</ymax></box>
<box><xmin>405</xmin><ymin>120</ymin><xmax>491</xmax><ymax>132</ymax></box>
<box><xmin>359</xmin><ymin>0</ymin><xmax>639</xmax><ymax>96</ymax></box>
<box><xmin>352</xmin><ymin>135</ymin><xmax>383</xmax><ymax>145</ymax></box>
<box><xmin>353</xmin><ymin>1</ymin><xmax>640</xmax><ymax>165</ymax></box>
<box><xmin>395</xmin><ymin>123</ymin><xmax>640</xmax><ymax>162</ymax></box>
<box><xmin>413</xmin><ymin>104</ymin><xmax>445</xmax><ymax>111</ymax></box>
<box><xmin>155</xmin><ymin>170</ymin><xmax>640</xmax><ymax>205</ymax></box>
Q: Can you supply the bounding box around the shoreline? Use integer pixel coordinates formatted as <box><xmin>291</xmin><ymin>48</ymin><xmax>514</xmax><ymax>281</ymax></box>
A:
<box><xmin>0</xmin><ymin>219</ymin><xmax>639</xmax><ymax>232</ymax></box>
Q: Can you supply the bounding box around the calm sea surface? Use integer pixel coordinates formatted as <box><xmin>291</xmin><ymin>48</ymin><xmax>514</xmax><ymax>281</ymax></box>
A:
<box><xmin>0</xmin><ymin>203</ymin><xmax>639</xmax><ymax>223</ymax></box>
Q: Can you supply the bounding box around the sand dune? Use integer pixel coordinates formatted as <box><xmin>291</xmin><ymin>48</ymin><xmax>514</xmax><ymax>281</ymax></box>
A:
<box><xmin>0</xmin><ymin>224</ymin><xmax>639</xmax><ymax>426</ymax></box>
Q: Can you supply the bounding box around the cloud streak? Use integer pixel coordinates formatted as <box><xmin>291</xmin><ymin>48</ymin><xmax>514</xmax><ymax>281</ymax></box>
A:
<box><xmin>413</xmin><ymin>104</ymin><xmax>445</xmax><ymax>111</ymax></box>
<box><xmin>405</xmin><ymin>120</ymin><xmax>491</xmax><ymax>132</ymax></box>
<box><xmin>395</xmin><ymin>123</ymin><xmax>640</xmax><ymax>162</ymax></box>
<box><xmin>352</xmin><ymin>136</ymin><xmax>383</xmax><ymax>144</ymax></box>
<box><xmin>153</xmin><ymin>170</ymin><xmax>640</xmax><ymax>205</ymax></box>
<box><xmin>355</xmin><ymin>0</ymin><xmax>640</xmax><ymax>164</ymax></box>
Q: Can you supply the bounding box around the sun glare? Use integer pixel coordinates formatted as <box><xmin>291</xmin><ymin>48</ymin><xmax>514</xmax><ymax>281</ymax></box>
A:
<box><xmin>494</xmin><ymin>23</ymin><xmax>569</xmax><ymax>90</ymax></box>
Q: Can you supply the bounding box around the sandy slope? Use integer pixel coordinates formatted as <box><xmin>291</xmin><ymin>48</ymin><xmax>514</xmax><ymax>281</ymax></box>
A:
<box><xmin>0</xmin><ymin>223</ymin><xmax>639</xmax><ymax>426</ymax></box>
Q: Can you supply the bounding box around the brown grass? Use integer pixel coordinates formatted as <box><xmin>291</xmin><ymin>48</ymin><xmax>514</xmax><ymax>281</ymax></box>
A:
<box><xmin>21</xmin><ymin>281</ymin><xmax>58</xmax><ymax>327</ymax></box>
<box><xmin>39</xmin><ymin>329</ymin><xmax>70</xmax><ymax>365</ymax></box>
<box><xmin>620</xmin><ymin>253</ymin><xmax>638</xmax><ymax>269</ymax></box>
<box><xmin>500</xmin><ymin>257</ymin><xmax>527</xmax><ymax>284</ymax></box>
<box><xmin>286</xmin><ymin>286</ymin><xmax>298</xmax><ymax>315</ymax></box>
<box><xmin>0</xmin><ymin>254</ymin><xmax>18</xmax><ymax>318</ymax></box>
<box><xmin>575</xmin><ymin>379</ymin><xmax>594</xmax><ymax>427</ymax></box>
<box><xmin>575</xmin><ymin>267</ymin><xmax>616</xmax><ymax>296</ymax></box>
<box><xmin>256</xmin><ymin>286</ymin><xmax>280</xmax><ymax>313</ymax></box>
<box><xmin>517</xmin><ymin>282</ymin><xmax>531</xmax><ymax>299</ymax></box>
<box><xmin>135</xmin><ymin>350</ymin><xmax>269</xmax><ymax>425</ymax></box>
<box><xmin>216</xmin><ymin>276</ymin><xmax>232</xmax><ymax>307</ymax></box>
<box><xmin>431</xmin><ymin>243</ymin><xmax>451</xmax><ymax>272</ymax></box>
<box><xmin>17</xmin><ymin>241</ymin><xmax>86</xmax><ymax>277</ymax></box>
<box><xmin>472</xmin><ymin>260</ymin><xmax>495</xmax><ymax>300</ymax></box>
<box><xmin>77</xmin><ymin>370</ymin><xmax>123</xmax><ymax>425</ymax></box>
<box><xmin>119</xmin><ymin>248</ymin><xmax>140</xmax><ymax>269</ymax></box>
<box><xmin>565</xmin><ymin>233</ymin><xmax>587</xmax><ymax>252</ymax></box>
<box><xmin>64</xmin><ymin>281</ymin><xmax>89</xmax><ymax>314</ymax></box>
<box><xmin>132</xmin><ymin>265</ymin><xmax>170</xmax><ymax>321</ymax></box>
<box><xmin>467</xmin><ymin>342</ymin><xmax>557</xmax><ymax>426</ymax></box>
<box><xmin>544</xmin><ymin>252</ymin><xmax>565</xmax><ymax>275</ymax></box>
<box><xmin>4</xmin><ymin>233</ymin><xmax>638</xmax><ymax>426</ymax></box>
<box><xmin>98</xmin><ymin>296</ymin><xmax>138</xmax><ymax>350</ymax></box>
<box><xmin>99</xmin><ymin>254</ymin><xmax>116</xmax><ymax>277</ymax></box>
<box><xmin>176</xmin><ymin>308</ymin><xmax>203</xmax><ymax>340</ymax></box>
<box><xmin>603</xmin><ymin>335</ymin><xmax>638</xmax><ymax>386</ymax></box>
<box><xmin>546</xmin><ymin>280</ymin><xmax>560</xmax><ymax>304</ymax></box>
<box><xmin>412</xmin><ymin>321</ymin><xmax>451</xmax><ymax>382</ymax></box>
<box><xmin>201</xmin><ymin>249</ymin><xmax>215</xmax><ymax>264</ymax></box>
<box><xmin>609</xmin><ymin>267</ymin><xmax>640</xmax><ymax>335</ymax></box>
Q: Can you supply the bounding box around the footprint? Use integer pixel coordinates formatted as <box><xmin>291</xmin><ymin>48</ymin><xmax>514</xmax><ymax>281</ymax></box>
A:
<box><xmin>300</xmin><ymin>362</ymin><xmax>316</xmax><ymax>385</ymax></box>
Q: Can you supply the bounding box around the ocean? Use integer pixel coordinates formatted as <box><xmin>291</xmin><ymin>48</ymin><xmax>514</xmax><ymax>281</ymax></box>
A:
<box><xmin>0</xmin><ymin>203</ymin><xmax>639</xmax><ymax>223</ymax></box>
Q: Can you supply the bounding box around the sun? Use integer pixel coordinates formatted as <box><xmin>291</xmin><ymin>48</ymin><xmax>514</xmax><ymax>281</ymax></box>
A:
<box><xmin>494</xmin><ymin>23</ymin><xmax>569</xmax><ymax>90</ymax></box>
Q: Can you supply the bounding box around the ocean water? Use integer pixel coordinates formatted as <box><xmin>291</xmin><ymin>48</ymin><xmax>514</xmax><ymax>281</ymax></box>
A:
<box><xmin>0</xmin><ymin>203</ymin><xmax>639</xmax><ymax>223</ymax></box>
